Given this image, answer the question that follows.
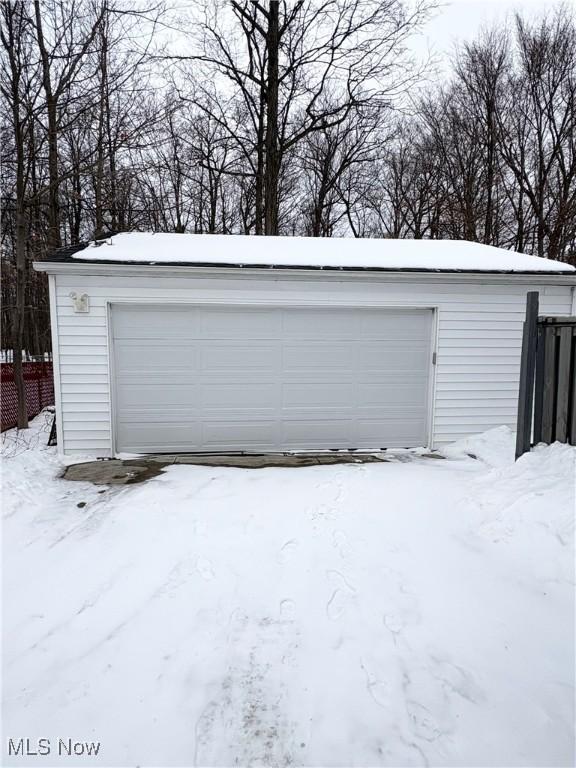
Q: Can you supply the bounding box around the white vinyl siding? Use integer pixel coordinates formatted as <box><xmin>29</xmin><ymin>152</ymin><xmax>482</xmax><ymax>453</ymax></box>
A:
<box><xmin>52</xmin><ymin>273</ymin><xmax>573</xmax><ymax>455</ymax></box>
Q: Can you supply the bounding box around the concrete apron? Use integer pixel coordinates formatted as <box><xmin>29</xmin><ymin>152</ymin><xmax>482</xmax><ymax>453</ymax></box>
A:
<box><xmin>62</xmin><ymin>451</ymin><xmax>446</xmax><ymax>486</ymax></box>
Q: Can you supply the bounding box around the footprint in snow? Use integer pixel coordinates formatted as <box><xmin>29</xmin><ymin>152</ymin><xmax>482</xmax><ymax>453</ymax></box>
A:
<box><xmin>279</xmin><ymin>599</ymin><xmax>296</xmax><ymax>621</ymax></box>
<box><xmin>369</xmin><ymin>680</ymin><xmax>392</xmax><ymax>708</ymax></box>
<box><xmin>383</xmin><ymin>613</ymin><xmax>407</xmax><ymax>635</ymax></box>
<box><xmin>401</xmin><ymin>660</ymin><xmax>458</xmax><ymax>742</ymax></box>
<box><xmin>327</xmin><ymin>589</ymin><xmax>348</xmax><ymax>620</ymax></box>
<box><xmin>326</xmin><ymin>570</ymin><xmax>356</xmax><ymax>620</ymax></box>
<box><xmin>332</xmin><ymin>530</ymin><xmax>350</xmax><ymax>558</ymax></box>
<box><xmin>364</xmin><ymin>672</ymin><xmax>392</xmax><ymax>708</ymax></box>
<box><xmin>382</xmin><ymin>594</ymin><xmax>421</xmax><ymax>638</ymax></box>
<box><xmin>406</xmin><ymin>700</ymin><xmax>444</xmax><ymax>742</ymax></box>
<box><xmin>196</xmin><ymin>558</ymin><xmax>215</xmax><ymax>580</ymax></box>
<box><xmin>277</xmin><ymin>539</ymin><xmax>298</xmax><ymax>564</ymax></box>
<box><xmin>308</xmin><ymin>503</ymin><xmax>337</xmax><ymax>520</ymax></box>
<box><xmin>429</xmin><ymin>654</ymin><xmax>485</xmax><ymax>704</ymax></box>
<box><xmin>327</xmin><ymin>569</ymin><xmax>356</xmax><ymax>591</ymax></box>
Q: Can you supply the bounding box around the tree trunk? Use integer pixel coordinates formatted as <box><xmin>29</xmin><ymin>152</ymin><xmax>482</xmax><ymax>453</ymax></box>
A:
<box><xmin>264</xmin><ymin>1</ymin><xmax>280</xmax><ymax>235</ymax></box>
<box><xmin>13</xmin><ymin>202</ymin><xmax>28</xmax><ymax>429</ymax></box>
<box><xmin>4</xmin><ymin>2</ymin><xmax>30</xmax><ymax>427</ymax></box>
<box><xmin>34</xmin><ymin>0</ymin><xmax>61</xmax><ymax>251</ymax></box>
<box><xmin>46</xmin><ymin>97</ymin><xmax>61</xmax><ymax>249</ymax></box>
<box><xmin>484</xmin><ymin>99</ymin><xmax>495</xmax><ymax>244</ymax></box>
<box><xmin>516</xmin><ymin>148</ymin><xmax>525</xmax><ymax>252</ymax></box>
<box><xmin>94</xmin><ymin>19</ymin><xmax>108</xmax><ymax>239</ymax></box>
<box><xmin>255</xmin><ymin>104</ymin><xmax>265</xmax><ymax>234</ymax></box>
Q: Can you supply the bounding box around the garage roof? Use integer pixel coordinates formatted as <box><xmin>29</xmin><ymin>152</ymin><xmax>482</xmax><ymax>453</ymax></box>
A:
<box><xmin>41</xmin><ymin>232</ymin><xmax>575</xmax><ymax>274</ymax></box>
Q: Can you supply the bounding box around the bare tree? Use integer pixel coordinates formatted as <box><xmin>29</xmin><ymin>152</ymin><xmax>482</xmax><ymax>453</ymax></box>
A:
<box><xmin>1</xmin><ymin>1</ymin><xmax>40</xmax><ymax>427</ymax></box>
<box><xmin>2</xmin><ymin>0</ymin><xmax>576</xmax><ymax>398</ymax></box>
<box><xmin>499</xmin><ymin>8</ymin><xmax>576</xmax><ymax>260</ymax></box>
<box><xmin>167</xmin><ymin>0</ymin><xmax>434</xmax><ymax>234</ymax></box>
<box><xmin>33</xmin><ymin>0</ymin><xmax>107</xmax><ymax>249</ymax></box>
<box><xmin>299</xmin><ymin>105</ymin><xmax>383</xmax><ymax>236</ymax></box>
<box><xmin>456</xmin><ymin>30</ymin><xmax>509</xmax><ymax>244</ymax></box>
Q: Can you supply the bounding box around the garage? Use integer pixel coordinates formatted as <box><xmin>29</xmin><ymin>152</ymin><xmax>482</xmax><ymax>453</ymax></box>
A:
<box><xmin>34</xmin><ymin>232</ymin><xmax>576</xmax><ymax>456</ymax></box>
<box><xmin>111</xmin><ymin>304</ymin><xmax>434</xmax><ymax>453</ymax></box>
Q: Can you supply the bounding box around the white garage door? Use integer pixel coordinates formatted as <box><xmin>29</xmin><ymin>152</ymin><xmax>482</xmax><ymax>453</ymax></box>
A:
<box><xmin>111</xmin><ymin>304</ymin><xmax>434</xmax><ymax>453</ymax></box>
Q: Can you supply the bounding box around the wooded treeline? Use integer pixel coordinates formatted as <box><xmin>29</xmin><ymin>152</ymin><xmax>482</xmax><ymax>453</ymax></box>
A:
<box><xmin>1</xmin><ymin>0</ymin><xmax>575</xmax><ymax>427</ymax></box>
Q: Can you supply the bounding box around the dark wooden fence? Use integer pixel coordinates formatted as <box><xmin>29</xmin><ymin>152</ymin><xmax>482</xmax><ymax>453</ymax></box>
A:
<box><xmin>0</xmin><ymin>362</ymin><xmax>54</xmax><ymax>432</ymax></box>
<box><xmin>516</xmin><ymin>292</ymin><xmax>576</xmax><ymax>458</ymax></box>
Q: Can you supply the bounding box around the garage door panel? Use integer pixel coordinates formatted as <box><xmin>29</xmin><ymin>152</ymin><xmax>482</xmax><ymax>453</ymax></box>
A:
<box><xmin>357</xmin><ymin>342</ymin><xmax>430</xmax><ymax>372</ymax></box>
<box><xmin>200</xmin><ymin>344</ymin><xmax>280</xmax><ymax>372</ymax></box>
<box><xmin>282</xmin><ymin>419</ymin><xmax>354</xmax><ymax>447</ymax></box>
<box><xmin>117</xmin><ymin>422</ymin><xmax>202</xmax><ymax>451</ymax></box>
<box><xmin>355</xmin><ymin>418</ymin><xmax>428</xmax><ymax>445</ymax></box>
<box><xmin>200</xmin><ymin>307</ymin><xmax>281</xmax><ymax>338</ymax></box>
<box><xmin>201</xmin><ymin>383</ymin><xmax>277</xmax><ymax>410</ymax></box>
<box><xmin>116</xmin><ymin>341</ymin><xmax>198</xmax><ymax>371</ymax></box>
<box><xmin>356</xmin><ymin>371</ymin><xmax>430</xmax><ymax>381</ymax></box>
<box><xmin>283</xmin><ymin>343</ymin><xmax>355</xmax><ymax>371</ymax></box>
<box><xmin>201</xmin><ymin>420</ymin><xmax>277</xmax><ymax>448</ymax></box>
<box><xmin>282</xmin><ymin>309</ymin><xmax>358</xmax><ymax>338</ymax></box>
<box><xmin>112</xmin><ymin>305</ymin><xmax>433</xmax><ymax>452</ymax></box>
<box><xmin>358</xmin><ymin>381</ymin><xmax>428</xmax><ymax>407</ymax></box>
<box><xmin>199</xmin><ymin>373</ymin><xmax>280</xmax><ymax>385</ymax></box>
<box><xmin>114</xmin><ymin>306</ymin><xmax>201</xmax><ymax>339</ymax></box>
<box><xmin>119</xmin><ymin>373</ymin><xmax>199</xmax><ymax>388</ymax></box>
<box><xmin>117</xmin><ymin>385</ymin><xmax>198</xmax><ymax>409</ymax></box>
<box><xmin>358</xmin><ymin>309</ymin><xmax>432</xmax><ymax>338</ymax></box>
<box><xmin>357</xmin><ymin>404</ymin><xmax>428</xmax><ymax>419</ymax></box>
<box><xmin>282</xmin><ymin>382</ymin><xmax>354</xmax><ymax>408</ymax></box>
<box><xmin>119</xmin><ymin>408</ymin><xmax>200</xmax><ymax>424</ymax></box>
<box><xmin>279</xmin><ymin>371</ymin><xmax>356</xmax><ymax>384</ymax></box>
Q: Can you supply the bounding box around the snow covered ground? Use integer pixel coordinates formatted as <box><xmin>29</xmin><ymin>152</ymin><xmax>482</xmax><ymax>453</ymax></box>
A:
<box><xmin>2</xmin><ymin>413</ymin><xmax>575</xmax><ymax>767</ymax></box>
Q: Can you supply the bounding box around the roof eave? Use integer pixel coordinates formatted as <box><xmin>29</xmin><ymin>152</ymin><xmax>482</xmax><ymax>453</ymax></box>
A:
<box><xmin>33</xmin><ymin>259</ymin><xmax>576</xmax><ymax>283</ymax></box>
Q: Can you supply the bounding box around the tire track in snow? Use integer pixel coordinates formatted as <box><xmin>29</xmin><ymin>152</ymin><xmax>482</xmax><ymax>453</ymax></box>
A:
<box><xmin>193</xmin><ymin>611</ymin><xmax>301</xmax><ymax>767</ymax></box>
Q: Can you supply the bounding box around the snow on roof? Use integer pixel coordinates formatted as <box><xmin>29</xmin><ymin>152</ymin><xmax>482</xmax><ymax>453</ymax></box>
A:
<box><xmin>71</xmin><ymin>232</ymin><xmax>575</xmax><ymax>273</ymax></box>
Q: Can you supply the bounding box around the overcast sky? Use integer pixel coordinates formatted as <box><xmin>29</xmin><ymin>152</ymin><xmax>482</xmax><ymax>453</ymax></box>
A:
<box><xmin>412</xmin><ymin>0</ymin><xmax>571</xmax><ymax>63</ymax></box>
<box><xmin>161</xmin><ymin>1</ymin><xmax>573</xmax><ymax>82</ymax></box>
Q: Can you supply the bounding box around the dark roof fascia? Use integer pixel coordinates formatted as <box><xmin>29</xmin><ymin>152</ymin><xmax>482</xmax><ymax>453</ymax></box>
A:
<box><xmin>34</xmin><ymin>255</ymin><xmax>576</xmax><ymax>277</ymax></box>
